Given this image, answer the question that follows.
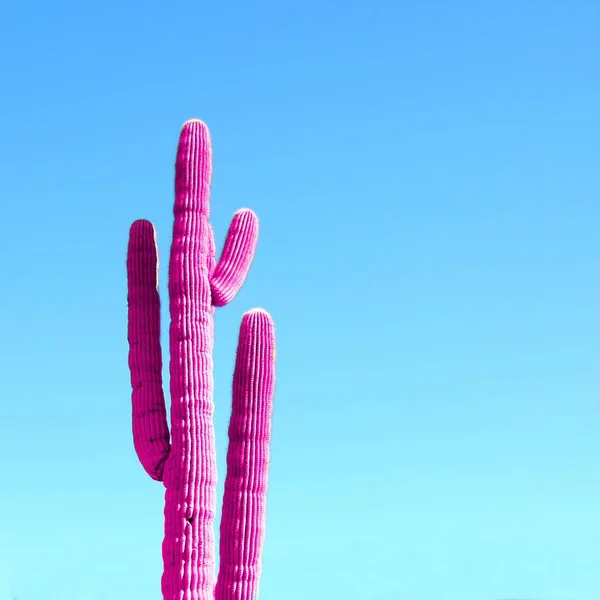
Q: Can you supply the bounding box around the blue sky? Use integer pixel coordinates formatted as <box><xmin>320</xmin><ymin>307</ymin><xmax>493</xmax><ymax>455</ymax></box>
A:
<box><xmin>1</xmin><ymin>1</ymin><xmax>599</xmax><ymax>599</ymax></box>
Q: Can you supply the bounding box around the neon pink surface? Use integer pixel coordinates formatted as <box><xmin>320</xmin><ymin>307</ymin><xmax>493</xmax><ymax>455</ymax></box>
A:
<box><xmin>126</xmin><ymin>120</ymin><xmax>276</xmax><ymax>600</ymax></box>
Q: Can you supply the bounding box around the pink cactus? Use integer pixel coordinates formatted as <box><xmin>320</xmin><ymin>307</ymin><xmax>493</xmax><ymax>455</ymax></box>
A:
<box><xmin>126</xmin><ymin>120</ymin><xmax>276</xmax><ymax>600</ymax></box>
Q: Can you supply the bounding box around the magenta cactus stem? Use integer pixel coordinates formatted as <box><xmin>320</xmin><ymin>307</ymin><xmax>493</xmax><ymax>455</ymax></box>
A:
<box><xmin>126</xmin><ymin>120</ymin><xmax>276</xmax><ymax>600</ymax></box>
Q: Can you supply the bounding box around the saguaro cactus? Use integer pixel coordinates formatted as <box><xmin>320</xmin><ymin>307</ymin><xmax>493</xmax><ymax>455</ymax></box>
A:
<box><xmin>126</xmin><ymin>120</ymin><xmax>276</xmax><ymax>600</ymax></box>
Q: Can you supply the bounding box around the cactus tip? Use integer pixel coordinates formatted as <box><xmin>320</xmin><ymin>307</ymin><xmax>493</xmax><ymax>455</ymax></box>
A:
<box><xmin>129</xmin><ymin>219</ymin><xmax>155</xmax><ymax>238</ymax></box>
<box><xmin>181</xmin><ymin>118</ymin><xmax>209</xmax><ymax>131</ymax></box>
<box><xmin>130</xmin><ymin>218</ymin><xmax>152</xmax><ymax>228</ymax></box>
<box><xmin>234</xmin><ymin>207</ymin><xmax>258</xmax><ymax>218</ymax></box>
<box><xmin>242</xmin><ymin>308</ymin><xmax>274</xmax><ymax>328</ymax></box>
<box><xmin>244</xmin><ymin>307</ymin><xmax>270</xmax><ymax>317</ymax></box>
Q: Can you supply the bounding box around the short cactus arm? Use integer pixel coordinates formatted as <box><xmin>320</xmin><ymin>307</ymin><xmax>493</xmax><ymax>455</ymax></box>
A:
<box><xmin>126</xmin><ymin>219</ymin><xmax>171</xmax><ymax>481</ymax></box>
<box><xmin>210</xmin><ymin>209</ymin><xmax>259</xmax><ymax>307</ymax></box>
<box><xmin>215</xmin><ymin>308</ymin><xmax>276</xmax><ymax>600</ymax></box>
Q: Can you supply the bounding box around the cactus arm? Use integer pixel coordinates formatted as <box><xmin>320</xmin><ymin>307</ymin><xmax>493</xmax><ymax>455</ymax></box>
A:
<box><xmin>215</xmin><ymin>309</ymin><xmax>276</xmax><ymax>600</ymax></box>
<box><xmin>126</xmin><ymin>219</ymin><xmax>171</xmax><ymax>481</ymax></box>
<box><xmin>210</xmin><ymin>209</ymin><xmax>259</xmax><ymax>307</ymax></box>
<box><xmin>162</xmin><ymin>120</ymin><xmax>218</xmax><ymax>600</ymax></box>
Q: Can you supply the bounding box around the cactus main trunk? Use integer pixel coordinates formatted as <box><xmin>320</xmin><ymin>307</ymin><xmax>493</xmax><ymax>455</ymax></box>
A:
<box><xmin>163</xmin><ymin>123</ymin><xmax>217</xmax><ymax>597</ymax></box>
<box><xmin>126</xmin><ymin>120</ymin><xmax>275</xmax><ymax>600</ymax></box>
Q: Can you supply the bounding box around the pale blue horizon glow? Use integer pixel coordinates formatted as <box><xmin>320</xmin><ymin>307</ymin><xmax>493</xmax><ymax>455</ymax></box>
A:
<box><xmin>1</xmin><ymin>2</ymin><xmax>599</xmax><ymax>599</ymax></box>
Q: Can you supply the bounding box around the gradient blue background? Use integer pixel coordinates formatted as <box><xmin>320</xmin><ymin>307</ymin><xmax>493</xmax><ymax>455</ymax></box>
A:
<box><xmin>1</xmin><ymin>2</ymin><xmax>599</xmax><ymax>599</ymax></box>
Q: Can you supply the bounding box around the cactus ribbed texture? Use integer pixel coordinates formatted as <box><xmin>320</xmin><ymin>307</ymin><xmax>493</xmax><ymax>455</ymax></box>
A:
<box><xmin>126</xmin><ymin>120</ymin><xmax>276</xmax><ymax>600</ymax></box>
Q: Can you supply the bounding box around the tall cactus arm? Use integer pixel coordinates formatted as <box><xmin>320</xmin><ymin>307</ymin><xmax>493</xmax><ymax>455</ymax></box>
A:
<box><xmin>126</xmin><ymin>219</ymin><xmax>171</xmax><ymax>481</ymax></box>
<box><xmin>162</xmin><ymin>119</ymin><xmax>218</xmax><ymax>600</ymax></box>
<box><xmin>215</xmin><ymin>309</ymin><xmax>276</xmax><ymax>600</ymax></box>
<box><xmin>210</xmin><ymin>209</ymin><xmax>259</xmax><ymax>307</ymax></box>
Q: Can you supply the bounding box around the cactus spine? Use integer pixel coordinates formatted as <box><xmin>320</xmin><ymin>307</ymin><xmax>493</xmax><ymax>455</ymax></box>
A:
<box><xmin>126</xmin><ymin>120</ymin><xmax>276</xmax><ymax>600</ymax></box>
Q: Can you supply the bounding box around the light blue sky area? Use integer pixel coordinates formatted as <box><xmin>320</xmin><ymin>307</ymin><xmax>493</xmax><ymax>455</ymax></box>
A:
<box><xmin>1</xmin><ymin>1</ymin><xmax>599</xmax><ymax>599</ymax></box>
